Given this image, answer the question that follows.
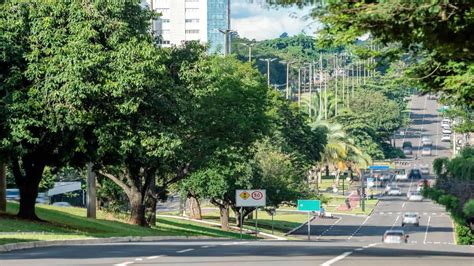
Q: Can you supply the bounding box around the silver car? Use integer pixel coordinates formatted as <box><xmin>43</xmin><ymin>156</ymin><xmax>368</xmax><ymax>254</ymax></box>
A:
<box><xmin>383</xmin><ymin>230</ymin><xmax>409</xmax><ymax>244</ymax></box>
<box><xmin>408</xmin><ymin>191</ymin><xmax>424</xmax><ymax>201</ymax></box>
<box><xmin>402</xmin><ymin>213</ymin><xmax>420</xmax><ymax>227</ymax></box>
<box><xmin>388</xmin><ymin>187</ymin><xmax>402</xmax><ymax>196</ymax></box>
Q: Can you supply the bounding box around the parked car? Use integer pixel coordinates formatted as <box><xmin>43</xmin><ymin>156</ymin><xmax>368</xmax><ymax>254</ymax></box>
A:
<box><xmin>402</xmin><ymin>141</ymin><xmax>413</xmax><ymax>155</ymax></box>
<box><xmin>6</xmin><ymin>189</ymin><xmax>20</xmax><ymax>201</ymax></box>
<box><xmin>52</xmin><ymin>202</ymin><xmax>72</xmax><ymax>207</ymax></box>
<box><xmin>441</xmin><ymin>134</ymin><xmax>451</xmax><ymax>142</ymax></box>
<box><xmin>408</xmin><ymin>169</ymin><xmax>422</xmax><ymax>179</ymax></box>
<box><xmin>383</xmin><ymin>230</ymin><xmax>409</xmax><ymax>244</ymax></box>
<box><xmin>402</xmin><ymin>213</ymin><xmax>420</xmax><ymax>227</ymax></box>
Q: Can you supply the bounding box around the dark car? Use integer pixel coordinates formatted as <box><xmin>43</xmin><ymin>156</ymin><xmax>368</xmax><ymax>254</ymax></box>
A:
<box><xmin>408</xmin><ymin>169</ymin><xmax>422</xmax><ymax>179</ymax></box>
<box><xmin>402</xmin><ymin>141</ymin><xmax>413</xmax><ymax>155</ymax></box>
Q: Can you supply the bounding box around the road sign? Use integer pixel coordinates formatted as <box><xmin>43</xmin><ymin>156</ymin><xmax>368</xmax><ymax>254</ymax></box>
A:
<box><xmin>236</xmin><ymin>189</ymin><xmax>266</xmax><ymax>207</ymax></box>
<box><xmin>368</xmin><ymin>165</ymin><xmax>390</xmax><ymax>170</ymax></box>
<box><xmin>297</xmin><ymin>200</ymin><xmax>321</xmax><ymax>212</ymax></box>
<box><xmin>367</xmin><ymin>177</ymin><xmax>375</xmax><ymax>188</ymax></box>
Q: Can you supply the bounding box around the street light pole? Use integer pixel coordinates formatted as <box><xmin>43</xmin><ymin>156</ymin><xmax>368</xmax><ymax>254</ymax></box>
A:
<box><xmin>260</xmin><ymin>58</ymin><xmax>277</xmax><ymax>86</ymax></box>
<box><xmin>241</xmin><ymin>42</ymin><xmax>256</xmax><ymax>63</ymax></box>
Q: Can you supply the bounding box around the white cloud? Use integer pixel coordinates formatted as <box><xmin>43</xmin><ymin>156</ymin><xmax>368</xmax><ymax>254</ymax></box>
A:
<box><xmin>231</xmin><ymin>1</ymin><xmax>315</xmax><ymax>41</ymax></box>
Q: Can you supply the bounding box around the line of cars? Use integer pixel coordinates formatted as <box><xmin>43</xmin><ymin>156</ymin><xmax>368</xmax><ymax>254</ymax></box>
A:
<box><xmin>441</xmin><ymin>118</ymin><xmax>452</xmax><ymax>142</ymax></box>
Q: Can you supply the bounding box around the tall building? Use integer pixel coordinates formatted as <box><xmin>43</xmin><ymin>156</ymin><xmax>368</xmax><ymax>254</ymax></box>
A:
<box><xmin>144</xmin><ymin>0</ymin><xmax>229</xmax><ymax>54</ymax></box>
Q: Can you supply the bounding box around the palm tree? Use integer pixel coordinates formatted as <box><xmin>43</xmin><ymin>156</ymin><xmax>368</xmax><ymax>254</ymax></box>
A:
<box><xmin>311</xmin><ymin>119</ymin><xmax>372</xmax><ymax>188</ymax></box>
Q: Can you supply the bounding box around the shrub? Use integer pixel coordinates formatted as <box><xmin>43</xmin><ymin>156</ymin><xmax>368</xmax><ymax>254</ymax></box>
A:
<box><xmin>463</xmin><ymin>199</ymin><xmax>474</xmax><ymax>218</ymax></box>
<box><xmin>456</xmin><ymin>223</ymin><xmax>474</xmax><ymax>245</ymax></box>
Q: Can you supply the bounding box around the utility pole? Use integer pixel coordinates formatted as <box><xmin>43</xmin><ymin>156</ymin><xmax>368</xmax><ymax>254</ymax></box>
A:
<box><xmin>309</xmin><ymin>62</ymin><xmax>313</xmax><ymax>117</ymax></box>
<box><xmin>241</xmin><ymin>42</ymin><xmax>256</xmax><ymax>63</ymax></box>
<box><xmin>319</xmin><ymin>54</ymin><xmax>323</xmax><ymax>117</ymax></box>
<box><xmin>86</xmin><ymin>163</ymin><xmax>96</xmax><ymax>219</ymax></box>
<box><xmin>334</xmin><ymin>54</ymin><xmax>338</xmax><ymax>116</ymax></box>
<box><xmin>260</xmin><ymin>58</ymin><xmax>277</xmax><ymax>86</ymax></box>
<box><xmin>352</xmin><ymin>64</ymin><xmax>355</xmax><ymax>97</ymax></box>
<box><xmin>298</xmin><ymin>67</ymin><xmax>302</xmax><ymax>108</ymax></box>
<box><xmin>342</xmin><ymin>55</ymin><xmax>345</xmax><ymax>108</ymax></box>
<box><xmin>324</xmin><ymin>69</ymin><xmax>328</xmax><ymax>120</ymax></box>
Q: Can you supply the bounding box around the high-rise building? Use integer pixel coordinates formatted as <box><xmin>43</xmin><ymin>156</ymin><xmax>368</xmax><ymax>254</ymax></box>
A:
<box><xmin>144</xmin><ymin>0</ymin><xmax>229</xmax><ymax>54</ymax></box>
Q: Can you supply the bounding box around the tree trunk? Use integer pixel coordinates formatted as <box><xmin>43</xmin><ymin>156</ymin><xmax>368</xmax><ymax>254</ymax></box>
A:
<box><xmin>188</xmin><ymin>195</ymin><xmax>202</xmax><ymax>220</ymax></box>
<box><xmin>13</xmin><ymin>159</ymin><xmax>45</xmax><ymax>220</ymax></box>
<box><xmin>129</xmin><ymin>189</ymin><xmax>147</xmax><ymax>226</ymax></box>
<box><xmin>219</xmin><ymin>204</ymin><xmax>230</xmax><ymax>231</ymax></box>
<box><xmin>0</xmin><ymin>163</ymin><xmax>6</xmax><ymax>213</ymax></box>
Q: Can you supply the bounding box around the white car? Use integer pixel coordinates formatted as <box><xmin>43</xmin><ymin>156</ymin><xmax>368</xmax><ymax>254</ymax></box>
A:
<box><xmin>402</xmin><ymin>213</ymin><xmax>420</xmax><ymax>227</ymax></box>
<box><xmin>388</xmin><ymin>188</ymin><xmax>402</xmax><ymax>196</ymax></box>
<box><xmin>441</xmin><ymin>134</ymin><xmax>451</xmax><ymax>142</ymax></box>
<box><xmin>420</xmin><ymin>167</ymin><xmax>430</xmax><ymax>175</ymax></box>
<box><xmin>421</xmin><ymin>136</ymin><xmax>432</xmax><ymax>145</ymax></box>
<box><xmin>408</xmin><ymin>192</ymin><xmax>424</xmax><ymax>201</ymax></box>
<box><xmin>383</xmin><ymin>230</ymin><xmax>409</xmax><ymax>244</ymax></box>
<box><xmin>442</xmin><ymin>128</ymin><xmax>452</xmax><ymax>134</ymax></box>
<box><xmin>52</xmin><ymin>202</ymin><xmax>72</xmax><ymax>207</ymax></box>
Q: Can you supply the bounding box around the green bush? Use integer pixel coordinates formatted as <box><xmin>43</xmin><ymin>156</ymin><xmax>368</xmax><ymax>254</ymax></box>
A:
<box><xmin>456</xmin><ymin>223</ymin><xmax>474</xmax><ymax>245</ymax></box>
<box><xmin>463</xmin><ymin>199</ymin><xmax>474</xmax><ymax>218</ymax></box>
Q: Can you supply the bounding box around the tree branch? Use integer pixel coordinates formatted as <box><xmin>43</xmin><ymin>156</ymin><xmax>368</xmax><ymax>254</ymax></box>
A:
<box><xmin>98</xmin><ymin>170</ymin><xmax>131</xmax><ymax>197</ymax></box>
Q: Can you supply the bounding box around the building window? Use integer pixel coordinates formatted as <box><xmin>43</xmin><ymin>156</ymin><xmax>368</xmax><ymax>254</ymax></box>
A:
<box><xmin>161</xmin><ymin>19</ymin><xmax>170</xmax><ymax>23</ymax></box>
<box><xmin>185</xmin><ymin>29</ymin><xmax>200</xmax><ymax>34</ymax></box>
<box><xmin>185</xmin><ymin>0</ymin><xmax>199</xmax><ymax>2</ymax></box>
<box><xmin>159</xmin><ymin>40</ymin><xmax>171</xmax><ymax>45</ymax></box>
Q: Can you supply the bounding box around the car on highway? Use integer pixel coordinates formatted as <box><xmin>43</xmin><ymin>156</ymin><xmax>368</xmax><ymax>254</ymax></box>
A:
<box><xmin>420</xmin><ymin>167</ymin><xmax>430</xmax><ymax>175</ymax></box>
<box><xmin>421</xmin><ymin>144</ymin><xmax>432</xmax><ymax>156</ymax></box>
<box><xmin>441</xmin><ymin>134</ymin><xmax>451</xmax><ymax>142</ymax></box>
<box><xmin>408</xmin><ymin>169</ymin><xmax>422</xmax><ymax>179</ymax></box>
<box><xmin>402</xmin><ymin>213</ymin><xmax>420</xmax><ymax>227</ymax></box>
<box><xmin>382</xmin><ymin>230</ymin><xmax>409</xmax><ymax>244</ymax></box>
<box><xmin>402</xmin><ymin>141</ymin><xmax>413</xmax><ymax>155</ymax></box>
<box><xmin>442</xmin><ymin>128</ymin><xmax>452</xmax><ymax>134</ymax></box>
<box><xmin>408</xmin><ymin>191</ymin><xmax>424</xmax><ymax>201</ymax></box>
<box><xmin>388</xmin><ymin>187</ymin><xmax>402</xmax><ymax>196</ymax></box>
<box><xmin>395</xmin><ymin>169</ymin><xmax>408</xmax><ymax>181</ymax></box>
<box><xmin>421</xmin><ymin>136</ymin><xmax>432</xmax><ymax>146</ymax></box>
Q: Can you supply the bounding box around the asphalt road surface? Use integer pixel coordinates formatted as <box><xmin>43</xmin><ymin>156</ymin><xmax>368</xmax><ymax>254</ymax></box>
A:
<box><xmin>1</xmin><ymin>95</ymin><xmax>472</xmax><ymax>265</ymax></box>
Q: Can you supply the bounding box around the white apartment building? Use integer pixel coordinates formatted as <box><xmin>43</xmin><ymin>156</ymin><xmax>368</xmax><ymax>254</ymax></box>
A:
<box><xmin>144</xmin><ymin>0</ymin><xmax>228</xmax><ymax>53</ymax></box>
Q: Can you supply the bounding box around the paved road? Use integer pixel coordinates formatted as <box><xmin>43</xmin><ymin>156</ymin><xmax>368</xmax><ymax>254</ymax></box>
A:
<box><xmin>1</xmin><ymin>95</ymin><xmax>472</xmax><ymax>265</ymax></box>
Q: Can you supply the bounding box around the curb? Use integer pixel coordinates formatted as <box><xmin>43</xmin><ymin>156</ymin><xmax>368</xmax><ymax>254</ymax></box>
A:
<box><xmin>285</xmin><ymin>216</ymin><xmax>317</xmax><ymax>236</ymax></box>
<box><xmin>158</xmin><ymin>215</ymin><xmax>287</xmax><ymax>241</ymax></box>
<box><xmin>0</xmin><ymin>236</ymin><xmax>230</xmax><ymax>253</ymax></box>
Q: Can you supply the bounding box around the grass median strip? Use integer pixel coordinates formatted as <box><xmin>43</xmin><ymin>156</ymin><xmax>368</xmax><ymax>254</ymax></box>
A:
<box><xmin>0</xmin><ymin>202</ymin><xmax>250</xmax><ymax>245</ymax></box>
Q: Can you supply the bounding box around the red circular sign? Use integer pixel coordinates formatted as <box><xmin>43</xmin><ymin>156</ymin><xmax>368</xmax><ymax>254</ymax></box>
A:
<box><xmin>251</xmin><ymin>191</ymin><xmax>263</xmax><ymax>200</ymax></box>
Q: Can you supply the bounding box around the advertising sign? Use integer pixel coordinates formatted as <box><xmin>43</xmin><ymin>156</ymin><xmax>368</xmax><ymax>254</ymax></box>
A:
<box><xmin>236</xmin><ymin>189</ymin><xmax>266</xmax><ymax>207</ymax></box>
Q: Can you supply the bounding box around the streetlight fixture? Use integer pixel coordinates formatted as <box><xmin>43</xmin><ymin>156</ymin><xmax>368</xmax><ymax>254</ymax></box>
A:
<box><xmin>259</xmin><ymin>58</ymin><xmax>277</xmax><ymax>86</ymax></box>
<box><xmin>281</xmin><ymin>60</ymin><xmax>295</xmax><ymax>99</ymax></box>
<box><xmin>241</xmin><ymin>42</ymin><xmax>256</xmax><ymax>62</ymax></box>
<box><xmin>218</xmin><ymin>29</ymin><xmax>236</xmax><ymax>56</ymax></box>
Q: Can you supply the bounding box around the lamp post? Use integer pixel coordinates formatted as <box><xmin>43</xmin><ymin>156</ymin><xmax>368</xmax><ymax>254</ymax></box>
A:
<box><xmin>260</xmin><ymin>58</ymin><xmax>277</xmax><ymax>86</ymax></box>
<box><xmin>281</xmin><ymin>60</ymin><xmax>295</xmax><ymax>99</ymax></box>
<box><xmin>241</xmin><ymin>42</ymin><xmax>256</xmax><ymax>62</ymax></box>
<box><xmin>218</xmin><ymin>29</ymin><xmax>236</xmax><ymax>56</ymax></box>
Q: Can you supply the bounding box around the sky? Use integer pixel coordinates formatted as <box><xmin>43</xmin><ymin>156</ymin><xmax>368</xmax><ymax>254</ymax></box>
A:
<box><xmin>232</xmin><ymin>0</ymin><xmax>315</xmax><ymax>41</ymax></box>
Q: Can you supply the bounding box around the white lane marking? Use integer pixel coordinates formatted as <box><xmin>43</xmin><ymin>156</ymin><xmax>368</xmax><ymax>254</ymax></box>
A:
<box><xmin>355</xmin><ymin>248</ymin><xmax>364</xmax><ymax>251</ymax></box>
<box><xmin>388</xmin><ymin>212</ymin><xmax>393</xmax><ymax>215</ymax></box>
<box><xmin>135</xmin><ymin>258</ymin><xmax>143</xmax><ymax>261</ymax></box>
<box><xmin>348</xmin><ymin>216</ymin><xmax>370</xmax><ymax>240</ymax></box>
<box><xmin>410</xmin><ymin>241</ymin><xmax>417</xmax><ymax>244</ymax></box>
<box><xmin>146</xmin><ymin>255</ymin><xmax>161</xmax><ymax>260</ymax></box>
<box><xmin>390</xmin><ymin>215</ymin><xmax>400</xmax><ymax>230</ymax></box>
<box><xmin>402</xmin><ymin>202</ymin><xmax>406</xmax><ymax>208</ymax></box>
<box><xmin>176</xmin><ymin>248</ymin><xmax>194</xmax><ymax>253</ymax></box>
<box><xmin>423</xmin><ymin>216</ymin><xmax>431</xmax><ymax>244</ymax></box>
<box><xmin>201</xmin><ymin>245</ymin><xmax>210</xmax><ymax>248</ymax></box>
<box><xmin>432</xmin><ymin>213</ymin><xmax>437</xmax><ymax>215</ymax></box>
<box><xmin>321</xmin><ymin>251</ymin><xmax>353</xmax><ymax>266</ymax></box>
<box><xmin>114</xmin><ymin>262</ymin><xmax>134</xmax><ymax>266</ymax></box>
<box><xmin>317</xmin><ymin>218</ymin><xmax>341</xmax><ymax>239</ymax></box>
<box><xmin>434</xmin><ymin>242</ymin><xmax>441</xmax><ymax>244</ymax></box>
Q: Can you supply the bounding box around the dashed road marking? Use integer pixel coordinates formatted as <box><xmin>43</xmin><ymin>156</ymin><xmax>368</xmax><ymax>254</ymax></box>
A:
<box><xmin>114</xmin><ymin>262</ymin><xmax>134</xmax><ymax>266</ymax></box>
<box><xmin>135</xmin><ymin>258</ymin><xmax>142</xmax><ymax>261</ymax></box>
<box><xmin>176</xmin><ymin>248</ymin><xmax>194</xmax><ymax>253</ymax></box>
<box><xmin>146</xmin><ymin>256</ymin><xmax>161</xmax><ymax>260</ymax></box>
<box><xmin>355</xmin><ymin>248</ymin><xmax>363</xmax><ymax>251</ymax></box>
<box><xmin>423</xmin><ymin>216</ymin><xmax>431</xmax><ymax>244</ymax></box>
<box><xmin>348</xmin><ymin>216</ymin><xmax>371</xmax><ymax>240</ymax></box>
<box><xmin>317</xmin><ymin>218</ymin><xmax>341</xmax><ymax>239</ymax></box>
<box><xmin>321</xmin><ymin>251</ymin><xmax>353</xmax><ymax>266</ymax></box>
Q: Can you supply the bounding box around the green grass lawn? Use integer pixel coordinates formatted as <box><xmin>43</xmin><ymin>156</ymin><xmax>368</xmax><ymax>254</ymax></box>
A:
<box><xmin>0</xmin><ymin>202</ymin><xmax>252</xmax><ymax>245</ymax></box>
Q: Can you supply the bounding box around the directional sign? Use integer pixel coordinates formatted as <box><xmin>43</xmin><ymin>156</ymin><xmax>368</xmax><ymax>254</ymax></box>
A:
<box><xmin>236</xmin><ymin>189</ymin><xmax>266</xmax><ymax>207</ymax></box>
<box><xmin>368</xmin><ymin>165</ymin><xmax>390</xmax><ymax>170</ymax></box>
<box><xmin>297</xmin><ymin>200</ymin><xmax>321</xmax><ymax>212</ymax></box>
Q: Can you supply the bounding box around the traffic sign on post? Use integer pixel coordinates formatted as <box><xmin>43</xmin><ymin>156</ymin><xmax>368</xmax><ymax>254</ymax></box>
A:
<box><xmin>236</xmin><ymin>189</ymin><xmax>266</xmax><ymax>207</ymax></box>
<box><xmin>297</xmin><ymin>199</ymin><xmax>321</xmax><ymax>241</ymax></box>
<box><xmin>297</xmin><ymin>200</ymin><xmax>321</xmax><ymax>212</ymax></box>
